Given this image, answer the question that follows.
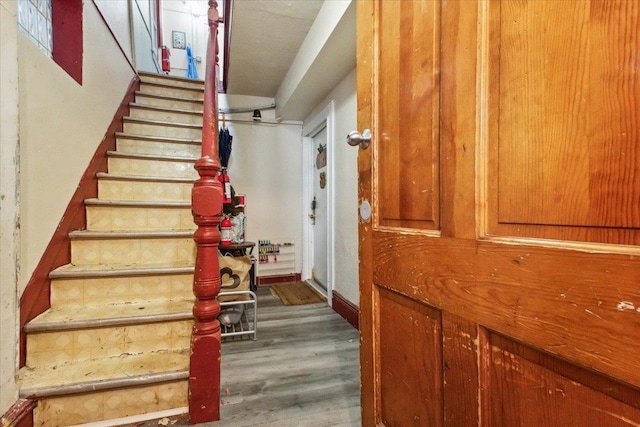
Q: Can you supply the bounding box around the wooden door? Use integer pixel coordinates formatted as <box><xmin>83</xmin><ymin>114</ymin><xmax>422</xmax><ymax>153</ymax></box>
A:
<box><xmin>357</xmin><ymin>1</ymin><xmax>640</xmax><ymax>426</ymax></box>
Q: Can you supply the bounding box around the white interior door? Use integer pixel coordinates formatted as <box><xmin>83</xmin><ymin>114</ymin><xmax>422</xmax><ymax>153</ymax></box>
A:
<box><xmin>311</xmin><ymin>126</ymin><xmax>328</xmax><ymax>290</ymax></box>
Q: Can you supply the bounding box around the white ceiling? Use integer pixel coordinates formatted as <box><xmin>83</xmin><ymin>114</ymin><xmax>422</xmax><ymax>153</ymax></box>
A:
<box><xmin>225</xmin><ymin>0</ymin><xmax>356</xmax><ymax>120</ymax></box>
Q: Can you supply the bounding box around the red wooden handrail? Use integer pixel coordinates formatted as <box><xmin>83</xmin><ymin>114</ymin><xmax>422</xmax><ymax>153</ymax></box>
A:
<box><xmin>189</xmin><ymin>0</ymin><xmax>222</xmax><ymax>423</ymax></box>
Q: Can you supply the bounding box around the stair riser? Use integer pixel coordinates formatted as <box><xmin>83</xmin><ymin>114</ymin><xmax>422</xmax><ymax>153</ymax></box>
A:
<box><xmin>87</xmin><ymin>205</ymin><xmax>194</xmax><ymax>230</ymax></box>
<box><xmin>135</xmin><ymin>94</ymin><xmax>203</xmax><ymax>111</ymax></box>
<box><xmin>124</xmin><ymin>121</ymin><xmax>202</xmax><ymax>140</ymax></box>
<box><xmin>97</xmin><ymin>180</ymin><xmax>194</xmax><ymax>202</ymax></box>
<box><xmin>140</xmin><ymin>74</ymin><xmax>204</xmax><ymax>90</ymax></box>
<box><xmin>33</xmin><ymin>380</ymin><xmax>187</xmax><ymax>427</ymax></box>
<box><xmin>129</xmin><ymin>107</ymin><xmax>203</xmax><ymax>126</ymax></box>
<box><xmin>26</xmin><ymin>320</ymin><xmax>192</xmax><ymax>368</ymax></box>
<box><xmin>116</xmin><ymin>138</ymin><xmax>201</xmax><ymax>157</ymax></box>
<box><xmin>71</xmin><ymin>237</ymin><xmax>195</xmax><ymax>267</ymax></box>
<box><xmin>50</xmin><ymin>274</ymin><xmax>194</xmax><ymax>309</ymax></box>
<box><xmin>107</xmin><ymin>157</ymin><xmax>197</xmax><ymax>179</ymax></box>
<box><xmin>139</xmin><ymin>83</ymin><xmax>203</xmax><ymax>100</ymax></box>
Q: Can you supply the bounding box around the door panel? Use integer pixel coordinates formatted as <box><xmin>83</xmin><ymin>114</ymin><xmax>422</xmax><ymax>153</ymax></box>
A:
<box><xmin>358</xmin><ymin>0</ymin><xmax>640</xmax><ymax>425</ymax></box>
<box><xmin>379</xmin><ymin>288</ymin><xmax>443</xmax><ymax>427</ymax></box>
<box><xmin>378</xmin><ymin>0</ymin><xmax>440</xmax><ymax>230</ymax></box>
<box><xmin>486</xmin><ymin>333</ymin><xmax>640</xmax><ymax>426</ymax></box>
<box><xmin>488</xmin><ymin>0</ymin><xmax>640</xmax><ymax>243</ymax></box>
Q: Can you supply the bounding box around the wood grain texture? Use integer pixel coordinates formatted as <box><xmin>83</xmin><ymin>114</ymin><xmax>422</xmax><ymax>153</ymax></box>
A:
<box><xmin>379</xmin><ymin>288</ymin><xmax>443</xmax><ymax>427</ymax></box>
<box><xmin>356</xmin><ymin>0</ymin><xmax>376</xmax><ymax>425</ymax></box>
<box><xmin>487</xmin><ymin>0</ymin><xmax>640</xmax><ymax>244</ymax></box>
<box><xmin>372</xmin><ymin>231</ymin><xmax>640</xmax><ymax>389</ymax></box>
<box><xmin>443</xmin><ymin>314</ymin><xmax>479</xmax><ymax>427</ymax></box>
<box><xmin>0</xmin><ymin>399</ymin><xmax>36</xmax><ymax>427</ymax></box>
<box><xmin>486</xmin><ymin>333</ymin><xmax>640</xmax><ymax>426</ymax></box>
<box><xmin>377</xmin><ymin>0</ymin><xmax>440</xmax><ymax>230</ymax></box>
<box><xmin>440</xmin><ymin>0</ymin><xmax>478</xmax><ymax>239</ymax></box>
<box><xmin>19</xmin><ymin>75</ymin><xmax>140</xmax><ymax>367</ymax></box>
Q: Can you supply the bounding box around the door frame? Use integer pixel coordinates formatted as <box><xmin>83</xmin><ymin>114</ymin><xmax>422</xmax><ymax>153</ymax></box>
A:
<box><xmin>302</xmin><ymin>101</ymin><xmax>336</xmax><ymax>306</ymax></box>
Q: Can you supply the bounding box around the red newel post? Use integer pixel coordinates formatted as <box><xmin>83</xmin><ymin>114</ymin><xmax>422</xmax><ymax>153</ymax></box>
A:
<box><xmin>189</xmin><ymin>0</ymin><xmax>222</xmax><ymax>423</ymax></box>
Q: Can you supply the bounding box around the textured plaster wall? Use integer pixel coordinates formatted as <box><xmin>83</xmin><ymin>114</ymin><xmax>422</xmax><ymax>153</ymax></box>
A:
<box><xmin>0</xmin><ymin>0</ymin><xmax>20</xmax><ymax>414</ymax></box>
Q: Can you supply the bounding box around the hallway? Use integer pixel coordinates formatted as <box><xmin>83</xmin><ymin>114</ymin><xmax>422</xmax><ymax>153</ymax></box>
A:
<box><xmin>135</xmin><ymin>285</ymin><xmax>361</xmax><ymax>426</ymax></box>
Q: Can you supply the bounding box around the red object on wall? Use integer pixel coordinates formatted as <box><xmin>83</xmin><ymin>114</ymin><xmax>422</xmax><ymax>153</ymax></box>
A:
<box><xmin>161</xmin><ymin>46</ymin><xmax>171</xmax><ymax>73</ymax></box>
<box><xmin>218</xmin><ymin>170</ymin><xmax>232</xmax><ymax>203</ymax></box>
<box><xmin>52</xmin><ymin>0</ymin><xmax>83</xmax><ymax>84</ymax></box>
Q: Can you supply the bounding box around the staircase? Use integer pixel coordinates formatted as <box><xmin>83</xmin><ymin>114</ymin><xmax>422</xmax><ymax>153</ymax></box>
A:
<box><xmin>19</xmin><ymin>72</ymin><xmax>206</xmax><ymax>426</ymax></box>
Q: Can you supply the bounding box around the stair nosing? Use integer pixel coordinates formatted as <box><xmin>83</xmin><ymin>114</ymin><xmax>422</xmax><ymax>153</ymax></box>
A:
<box><xmin>85</xmin><ymin>198</ymin><xmax>191</xmax><ymax>208</ymax></box>
<box><xmin>123</xmin><ymin>116</ymin><xmax>203</xmax><ymax>130</ymax></box>
<box><xmin>134</xmin><ymin>91</ymin><xmax>205</xmax><ymax>105</ymax></box>
<box><xmin>20</xmin><ymin>368</ymin><xmax>189</xmax><ymax>399</ymax></box>
<box><xmin>106</xmin><ymin>150</ymin><xmax>197</xmax><ymax>163</ymax></box>
<box><xmin>50</xmin><ymin>264</ymin><xmax>195</xmax><ymax>279</ymax></box>
<box><xmin>115</xmin><ymin>132</ymin><xmax>201</xmax><ymax>145</ymax></box>
<box><xmin>68</xmin><ymin>230</ymin><xmax>194</xmax><ymax>239</ymax></box>
<box><xmin>138</xmin><ymin>71</ymin><xmax>204</xmax><ymax>85</ymax></box>
<box><xmin>25</xmin><ymin>305</ymin><xmax>193</xmax><ymax>333</ymax></box>
<box><xmin>139</xmin><ymin>81</ymin><xmax>204</xmax><ymax>94</ymax></box>
<box><xmin>129</xmin><ymin>103</ymin><xmax>204</xmax><ymax>117</ymax></box>
<box><xmin>96</xmin><ymin>172</ymin><xmax>196</xmax><ymax>183</ymax></box>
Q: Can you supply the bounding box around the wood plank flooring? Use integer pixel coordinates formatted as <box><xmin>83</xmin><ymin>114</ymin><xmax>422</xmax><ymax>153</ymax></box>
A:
<box><xmin>133</xmin><ymin>285</ymin><xmax>361</xmax><ymax>426</ymax></box>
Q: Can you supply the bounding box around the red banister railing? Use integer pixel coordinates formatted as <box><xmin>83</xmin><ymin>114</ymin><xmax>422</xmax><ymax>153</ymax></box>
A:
<box><xmin>189</xmin><ymin>0</ymin><xmax>222</xmax><ymax>423</ymax></box>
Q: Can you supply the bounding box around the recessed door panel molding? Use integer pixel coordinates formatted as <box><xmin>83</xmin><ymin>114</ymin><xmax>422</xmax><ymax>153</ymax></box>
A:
<box><xmin>376</xmin><ymin>0</ymin><xmax>440</xmax><ymax>230</ymax></box>
<box><xmin>482</xmin><ymin>332</ymin><xmax>640</xmax><ymax>426</ymax></box>
<box><xmin>378</xmin><ymin>287</ymin><xmax>443</xmax><ymax>426</ymax></box>
<box><xmin>484</xmin><ymin>0</ymin><xmax>640</xmax><ymax>245</ymax></box>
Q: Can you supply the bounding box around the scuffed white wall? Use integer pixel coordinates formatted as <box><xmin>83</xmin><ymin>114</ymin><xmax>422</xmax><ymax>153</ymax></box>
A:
<box><xmin>0</xmin><ymin>0</ymin><xmax>20</xmax><ymax>415</ymax></box>
<box><xmin>304</xmin><ymin>69</ymin><xmax>358</xmax><ymax>305</ymax></box>
<box><xmin>219</xmin><ymin>94</ymin><xmax>303</xmax><ymax>274</ymax></box>
<box><xmin>19</xmin><ymin>2</ymin><xmax>135</xmax><ymax>291</ymax></box>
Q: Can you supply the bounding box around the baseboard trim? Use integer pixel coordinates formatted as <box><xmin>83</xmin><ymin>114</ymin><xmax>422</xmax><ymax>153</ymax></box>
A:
<box><xmin>19</xmin><ymin>75</ymin><xmax>140</xmax><ymax>366</ymax></box>
<box><xmin>332</xmin><ymin>290</ymin><xmax>359</xmax><ymax>330</ymax></box>
<box><xmin>1</xmin><ymin>398</ymin><xmax>36</xmax><ymax>427</ymax></box>
<box><xmin>256</xmin><ymin>273</ymin><xmax>301</xmax><ymax>286</ymax></box>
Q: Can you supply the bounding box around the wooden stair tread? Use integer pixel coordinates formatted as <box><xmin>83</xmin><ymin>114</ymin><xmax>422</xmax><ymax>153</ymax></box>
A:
<box><xmin>138</xmin><ymin>71</ymin><xmax>204</xmax><ymax>87</ymax></box>
<box><xmin>20</xmin><ymin>350</ymin><xmax>189</xmax><ymax>397</ymax></box>
<box><xmin>129</xmin><ymin>103</ymin><xmax>204</xmax><ymax>117</ymax></box>
<box><xmin>134</xmin><ymin>91</ymin><xmax>204</xmax><ymax>105</ymax></box>
<box><xmin>123</xmin><ymin>117</ymin><xmax>202</xmax><ymax>130</ymax></box>
<box><xmin>85</xmin><ymin>198</ymin><xmax>191</xmax><ymax>208</ymax></box>
<box><xmin>115</xmin><ymin>132</ymin><xmax>201</xmax><ymax>144</ymax></box>
<box><xmin>50</xmin><ymin>263</ymin><xmax>194</xmax><ymax>279</ymax></box>
<box><xmin>68</xmin><ymin>230</ymin><xmax>194</xmax><ymax>239</ymax></box>
<box><xmin>25</xmin><ymin>300</ymin><xmax>193</xmax><ymax>332</ymax></box>
<box><xmin>106</xmin><ymin>150</ymin><xmax>197</xmax><ymax>162</ymax></box>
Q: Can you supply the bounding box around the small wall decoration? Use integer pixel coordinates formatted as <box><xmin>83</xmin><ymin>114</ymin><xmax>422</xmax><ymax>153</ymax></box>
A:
<box><xmin>316</xmin><ymin>144</ymin><xmax>327</xmax><ymax>169</ymax></box>
<box><xmin>319</xmin><ymin>172</ymin><xmax>327</xmax><ymax>189</ymax></box>
<box><xmin>172</xmin><ymin>31</ymin><xmax>186</xmax><ymax>49</ymax></box>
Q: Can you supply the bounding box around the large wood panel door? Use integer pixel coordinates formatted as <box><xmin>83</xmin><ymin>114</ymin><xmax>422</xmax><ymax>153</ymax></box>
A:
<box><xmin>357</xmin><ymin>1</ymin><xmax>640</xmax><ymax>426</ymax></box>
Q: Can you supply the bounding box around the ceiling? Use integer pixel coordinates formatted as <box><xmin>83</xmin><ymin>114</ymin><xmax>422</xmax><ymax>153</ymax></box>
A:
<box><xmin>226</xmin><ymin>0</ymin><xmax>324</xmax><ymax>97</ymax></box>
<box><xmin>224</xmin><ymin>0</ymin><xmax>356</xmax><ymax>120</ymax></box>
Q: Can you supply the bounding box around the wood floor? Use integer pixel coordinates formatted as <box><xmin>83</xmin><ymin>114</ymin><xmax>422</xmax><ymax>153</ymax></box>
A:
<box><xmin>134</xmin><ymin>285</ymin><xmax>361</xmax><ymax>426</ymax></box>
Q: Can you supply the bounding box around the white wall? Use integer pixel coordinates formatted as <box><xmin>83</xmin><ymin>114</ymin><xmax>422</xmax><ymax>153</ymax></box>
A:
<box><xmin>161</xmin><ymin>0</ymin><xmax>209</xmax><ymax>79</ymax></box>
<box><xmin>219</xmin><ymin>94</ymin><xmax>303</xmax><ymax>274</ymax></box>
<box><xmin>0</xmin><ymin>0</ymin><xmax>20</xmax><ymax>414</ymax></box>
<box><xmin>304</xmin><ymin>69</ymin><xmax>358</xmax><ymax>305</ymax></box>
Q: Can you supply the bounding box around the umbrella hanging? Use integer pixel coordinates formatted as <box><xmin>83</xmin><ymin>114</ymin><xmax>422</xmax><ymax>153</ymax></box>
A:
<box><xmin>218</xmin><ymin>128</ymin><xmax>232</xmax><ymax>168</ymax></box>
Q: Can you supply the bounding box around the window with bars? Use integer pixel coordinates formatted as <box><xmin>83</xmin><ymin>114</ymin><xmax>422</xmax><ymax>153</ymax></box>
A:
<box><xmin>17</xmin><ymin>0</ymin><xmax>53</xmax><ymax>58</ymax></box>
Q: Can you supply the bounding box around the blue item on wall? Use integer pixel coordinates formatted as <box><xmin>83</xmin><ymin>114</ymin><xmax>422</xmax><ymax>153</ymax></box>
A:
<box><xmin>186</xmin><ymin>45</ymin><xmax>199</xmax><ymax>79</ymax></box>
